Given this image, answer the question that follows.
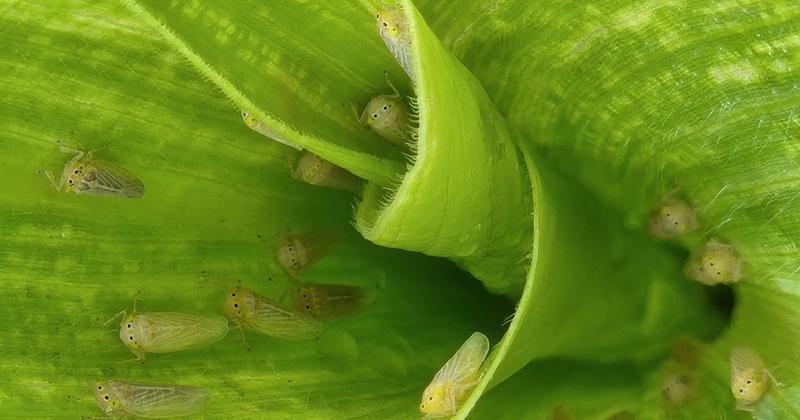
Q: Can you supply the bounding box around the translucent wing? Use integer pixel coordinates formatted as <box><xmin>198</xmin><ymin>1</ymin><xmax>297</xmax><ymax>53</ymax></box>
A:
<box><xmin>78</xmin><ymin>160</ymin><xmax>144</xmax><ymax>198</ymax></box>
<box><xmin>118</xmin><ymin>381</ymin><xmax>209</xmax><ymax>418</ymax></box>
<box><xmin>384</xmin><ymin>37</ymin><xmax>413</xmax><ymax>81</ymax></box>
<box><xmin>141</xmin><ymin>312</ymin><xmax>229</xmax><ymax>353</ymax></box>
<box><xmin>248</xmin><ymin>296</ymin><xmax>322</xmax><ymax>340</ymax></box>
<box><xmin>420</xmin><ymin>332</ymin><xmax>487</xmax><ymax>419</ymax></box>
<box><xmin>431</xmin><ymin>332</ymin><xmax>489</xmax><ymax>386</ymax></box>
<box><xmin>731</xmin><ymin>347</ymin><xmax>765</xmax><ymax>375</ymax></box>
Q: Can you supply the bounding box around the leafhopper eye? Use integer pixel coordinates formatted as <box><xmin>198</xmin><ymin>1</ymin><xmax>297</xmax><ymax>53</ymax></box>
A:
<box><xmin>241</xmin><ymin>111</ymin><xmax>257</xmax><ymax>129</ymax></box>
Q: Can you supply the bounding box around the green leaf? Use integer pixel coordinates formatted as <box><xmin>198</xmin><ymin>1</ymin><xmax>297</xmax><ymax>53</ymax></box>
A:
<box><xmin>472</xmin><ymin>359</ymin><xmax>647</xmax><ymax>419</ymax></box>
<box><xmin>2</xmin><ymin>0</ymin><xmax>796</xmax><ymax>419</ymax></box>
<box><xmin>417</xmin><ymin>0</ymin><xmax>800</xmax><ymax>417</ymax></box>
<box><xmin>123</xmin><ymin>0</ymin><xmax>408</xmax><ymax>184</ymax></box>
<box><xmin>354</xmin><ymin>0</ymin><xmax>534</xmax><ymax>296</ymax></box>
<box><xmin>366</xmin><ymin>4</ymin><xmax>724</xmax><ymax>417</ymax></box>
<box><xmin>123</xmin><ymin>2</ymin><xmax>728</xmax><ymax>417</ymax></box>
<box><xmin>0</xmin><ymin>2</ymin><xmax>509</xmax><ymax>418</ymax></box>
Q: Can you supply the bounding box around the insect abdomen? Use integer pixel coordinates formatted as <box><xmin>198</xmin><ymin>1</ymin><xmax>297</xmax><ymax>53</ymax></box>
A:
<box><xmin>250</xmin><ymin>298</ymin><xmax>323</xmax><ymax>340</ymax></box>
<box><xmin>78</xmin><ymin>162</ymin><xmax>144</xmax><ymax>198</ymax></box>
<box><xmin>145</xmin><ymin>312</ymin><xmax>229</xmax><ymax>353</ymax></box>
